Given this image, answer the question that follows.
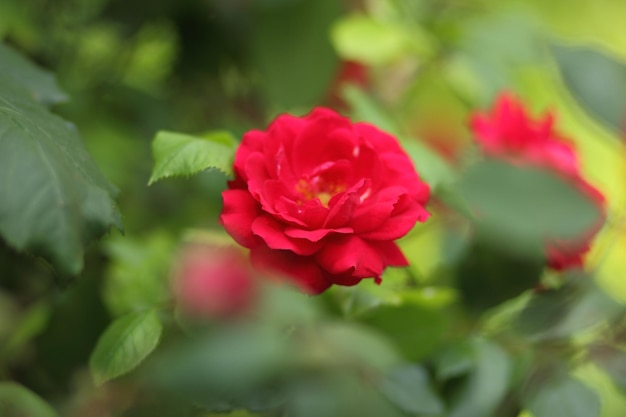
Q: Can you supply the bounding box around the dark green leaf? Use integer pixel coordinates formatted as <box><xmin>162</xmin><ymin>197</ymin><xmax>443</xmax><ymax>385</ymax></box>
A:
<box><xmin>524</xmin><ymin>374</ymin><xmax>600</xmax><ymax>417</ymax></box>
<box><xmin>434</xmin><ymin>341</ymin><xmax>475</xmax><ymax>381</ymax></box>
<box><xmin>251</xmin><ymin>0</ymin><xmax>341</xmax><ymax>108</ymax></box>
<box><xmin>90</xmin><ymin>309</ymin><xmax>163</xmax><ymax>385</ymax></box>
<box><xmin>0</xmin><ymin>42</ymin><xmax>67</xmax><ymax>105</ymax></box>
<box><xmin>149</xmin><ymin>130</ymin><xmax>236</xmax><ymax>184</ymax></box>
<box><xmin>552</xmin><ymin>43</ymin><xmax>626</xmax><ymax>135</ymax></box>
<box><xmin>359</xmin><ymin>298</ymin><xmax>448</xmax><ymax>361</ymax></box>
<box><xmin>457</xmin><ymin>160</ymin><xmax>602</xmax><ymax>256</ymax></box>
<box><xmin>150</xmin><ymin>325</ymin><xmax>289</xmax><ymax>401</ymax></box>
<box><xmin>516</xmin><ymin>272</ymin><xmax>623</xmax><ymax>340</ymax></box>
<box><xmin>380</xmin><ymin>365</ymin><xmax>444</xmax><ymax>415</ymax></box>
<box><xmin>0</xmin><ymin>78</ymin><xmax>121</xmax><ymax>274</ymax></box>
<box><xmin>448</xmin><ymin>338</ymin><xmax>511</xmax><ymax>417</ymax></box>
<box><xmin>287</xmin><ymin>373</ymin><xmax>403</xmax><ymax>417</ymax></box>
<box><xmin>0</xmin><ymin>382</ymin><xmax>58</xmax><ymax>417</ymax></box>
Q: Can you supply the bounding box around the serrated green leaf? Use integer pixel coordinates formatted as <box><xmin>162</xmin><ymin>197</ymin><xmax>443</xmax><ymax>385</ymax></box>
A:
<box><xmin>0</xmin><ymin>382</ymin><xmax>58</xmax><ymax>417</ymax></box>
<box><xmin>380</xmin><ymin>365</ymin><xmax>444</xmax><ymax>415</ymax></box>
<box><xmin>0</xmin><ymin>42</ymin><xmax>67</xmax><ymax>105</ymax></box>
<box><xmin>552</xmin><ymin>43</ymin><xmax>626</xmax><ymax>135</ymax></box>
<box><xmin>149</xmin><ymin>130</ymin><xmax>237</xmax><ymax>184</ymax></box>
<box><xmin>0</xmin><ymin>77</ymin><xmax>121</xmax><ymax>275</ymax></box>
<box><xmin>524</xmin><ymin>374</ymin><xmax>600</xmax><ymax>417</ymax></box>
<box><xmin>90</xmin><ymin>309</ymin><xmax>163</xmax><ymax>385</ymax></box>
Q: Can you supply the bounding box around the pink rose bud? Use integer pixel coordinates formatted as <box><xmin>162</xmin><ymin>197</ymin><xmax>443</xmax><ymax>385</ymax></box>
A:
<box><xmin>220</xmin><ymin>107</ymin><xmax>430</xmax><ymax>294</ymax></box>
<box><xmin>172</xmin><ymin>245</ymin><xmax>257</xmax><ymax>319</ymax></box>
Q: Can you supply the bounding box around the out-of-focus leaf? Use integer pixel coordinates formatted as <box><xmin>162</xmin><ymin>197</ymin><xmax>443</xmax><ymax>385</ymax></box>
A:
<box><xmin>0</xmin><ymin>42</ymin><xmax>67</xmax><ymax>104</ymax></box>
<box><xmin>456</xmin><ymin>10</ymin><xmax>543</xmax><ymax>100</ymax></box>
<box><xmin>433</xmin><ymin>341</ymin><xmax>475</xmax><ymax>381</ymax></box>
<box><xmin>516</xmin><ymin>272</ymin><xmax>622</xmax><ymax>340</ymax></box>
<box><xmin>455</xmin><ymin>240</ymin><xmax>544</xmax><ymax>312</ymax></box>
<box><xmin>287</xmin><ymin>373</ymin><xmax>403</xmax><ymax>417</ymax></box>
<box><xmin>524</xmin><ymin>373</ymin><xmax>600</xmax><ymax>417</ymax></box>
<box><xmin>90</xmin><ymin>309</ymin><xmax>163</xmax><ymax>385</ymax></box>
<box><xmin>151</xmin><ymin>324</ymin><xmax>289</xmax><ymax>400</ymax></box>
<box><xmin>331</xmin><ymin>14</ymin><xmax>426</xmax><ymax>65</ymax></box>
<box><xmin>342</xmin><ymin>85</ymin><xmax>399</xmax><ymax>134</ymax></box>
<box><xmin>149</xmin><ymin>130</ymin><xmax>236</xmax><ymax>184</ymax></box>
<box><xmin>0</xmin><ymin>382</ymin><xmax>58</xmax><ymax>417</ymax></box>
<box><xmin>0</xmin><ymin>78</ymin><xmax>121</xmax><ymax>275</ymax></box>
<box><xmin>590</xmin><ymin>345</ymin><xmax>626</xmax><ymax>393</ymax></box>
<box><xmin>457</xmin><ymin>160</ymin><xmax>602</xmax><ymax>256</ymax></box>
<box><xmin>551</xmin><ymin>43</ymin><xmax>626</xmax><ymax>135</ymax></box>
<box><xmin>359</xmin><ymin>293</ymin><xmax>449</xmax><ymax>361</ymax></box>
<box><xmin>1</xmin><ymin>301</ymin><xmax>51</xmax><ymax>360</ymax></box>
<box><xmin>448</xmin><ymin>338</ymin><xmax>511</xmax><ymax>417</ymax></box>
<box><xmin>380</xmin><ymin>365</ymin><xmax>445</xmax><ymax>415</ymax></box>
<box><xmin>102</xmin><ymin>232</ymin><xmax>175</xmax><ymax>316</ymax></box>
<box><xmin>251</xmin><ymin>0</ymin><xmax>341</xmax><ymax>109</ymax></box>
<box><xmin>303</xmin><ymin>322</ymin><xmax>401</xmax><ymax>371</ymax></box>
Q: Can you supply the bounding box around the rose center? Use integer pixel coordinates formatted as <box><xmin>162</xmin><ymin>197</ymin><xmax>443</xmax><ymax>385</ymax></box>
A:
<box><xmin>296</xmin><ymin>177</ymin><xmax>346</xmax><ymax>207</ymax></box>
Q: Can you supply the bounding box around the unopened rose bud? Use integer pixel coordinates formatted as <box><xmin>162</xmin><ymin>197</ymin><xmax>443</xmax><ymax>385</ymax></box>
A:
<box><xmin>172</xmin><ymin>245</ymin><xmax>257</xmax><ymax>320</ymax></box>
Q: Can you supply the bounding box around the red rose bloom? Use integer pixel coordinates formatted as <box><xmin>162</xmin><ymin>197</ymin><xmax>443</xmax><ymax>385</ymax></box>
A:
<box><xmin>471</xmin><ymin>93</ymin><xmax>605</xmax><ymax>269</ymax></box>
<box><xmin>220</xmin><ymin>107</ymin><xmax>430</xmax><ymax>294</ymax></box>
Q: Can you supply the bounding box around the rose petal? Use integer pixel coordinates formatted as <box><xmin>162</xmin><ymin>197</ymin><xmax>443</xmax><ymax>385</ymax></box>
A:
<box><xmin>316</xmin><ymin>236</ymin><xmax>385</xmax><ymax>278</ymax></box>
<box><xmin>252</xmin><ymin>215</ymin><xmax>321</xmax><ymax>255</ymax></box>
<box><xmin>285</xmin><ymin>226</ymin><xmax>353</xmax><ymax>242</ymax></box>
<box><xmin>220</xmin><ymin>189</ymin><xmax>262</xmax><ymax>248</ymax></box>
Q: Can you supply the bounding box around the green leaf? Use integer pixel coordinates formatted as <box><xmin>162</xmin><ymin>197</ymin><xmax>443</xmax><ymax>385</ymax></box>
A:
<box><xmin>380</xmin><ymin>365</ymin><xmax>445</xmax><ymax>415</ymax></box>
<box><xmin>448</xmin><ymin>338</ymin><xmax>511</xmax><ymax>417</ymax></box>
<box><xmin>516</xmin><ymin>272</ymin><xmax>622</xmax><ymax>341</ymax></box>
<box><xmin>102</xmin><ymin>232</ymin><xmax>175</xmax><ymax>316</ymax></box>
<box><xmin>434</xmin><ymin>341</ymin><xmax>475</xmax><ymax>381</ymax></box>
<box><xmin>90</xmin><ymin>309</ymin><xmax>163</xmax><ymax>385</ymax></box>
<box><xmin>331</xmin><ymin>14</ymin><xmax>427</xmax><ymax>65</ymax></box>
<box><xmin>251</xmin><ymin>0</ymin><xmax>341</xmax><ymax>109</ymax></box>
<box><xmin>591</xmin><ymin>345</ymin><xmax>626</xmax><ymax>393</ymax></box>
<box><xmin>151</xmin><ymin>324</ymin><xmax>289</xmax><ymax>399</ymax></box>
<box><xmin>0</xmin><ymin>382</ymin><xmax>58</xmax><ymax>417</ymax></box>
<box><xmin>149</xmin><ymin>130</ymin><xmax>237</xmax><ymax>184</ymax></box>
<box><xmin>0</xmin><ymin>42</ymin><xmax>67</xmax><ymax>105</ymax></box>
<box><xmin>0</xmin><ymin>77</ymin><xmax>121</xmax><ymax>275</ymax></box>
<box><xmin>359</xmin><ymin>295</ymin><xmax>449</xmax><ymax>361</ymax></box>
<box><xmin>524</xmin><ymin>374</ymin><xmax>600</xmax><ymax>417</ymax></box>
<box><xmin>552</xmin><ymin>43</ymin><xmax>626</xmax><ymax>135</ymax></box>
<box><xmin>457</xmin><ymin>160</ymin><xmax>602</xmax><ymax>256</ymax></box>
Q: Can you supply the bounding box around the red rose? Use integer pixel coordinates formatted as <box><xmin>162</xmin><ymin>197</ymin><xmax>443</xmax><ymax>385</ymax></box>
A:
<box><xmin>471</xmin><ymin>93</ymin><xmax>605</xmax><ymax>269</ymax></box>
<box><xmin>172</xmin><ymin>245</ymin><xmax>257</xmax><ymax>319</ymax></box>
<box><xmin>220</xmin><ymin>107</ymin><xmax>430</xmax><ymax>294</ymax></box>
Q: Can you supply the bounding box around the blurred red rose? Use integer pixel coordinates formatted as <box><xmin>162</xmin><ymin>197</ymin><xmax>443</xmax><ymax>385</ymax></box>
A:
<box><xmin>220</xmin><ymin>107</ymin><xmax>430</xmax><ymax>294</ymax></box>
<box><xmin>172</xmin><ymin>245</ymin><xmax>257</xmax><ymax>319</ymax></box>
<box><xmin>471</xmin><ymin>92</ymin><xmax>605</xmax><ymax>269</ymax></box>
<box><xmin>325</xmin><ymin>60</ymin><xmax>369</xmax><ymax>111</ymax></box>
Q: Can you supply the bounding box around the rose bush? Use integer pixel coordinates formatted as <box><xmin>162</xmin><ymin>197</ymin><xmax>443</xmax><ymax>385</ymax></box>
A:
<box><xmin>220</xmin><ymin>107</ymin><xmax>430</xmax><ymax>294</ymax></box>
<box><xmin>470</xmin><ymin>93</ymin><xmax>605</xmax><ymax>269</ymax></box>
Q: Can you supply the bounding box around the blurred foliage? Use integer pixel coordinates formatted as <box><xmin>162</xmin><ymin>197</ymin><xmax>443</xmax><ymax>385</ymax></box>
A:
<box><xmin>2</xmin><ymin>0</ymin><xmax>626</xmax><ymax>416</ymax></box>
